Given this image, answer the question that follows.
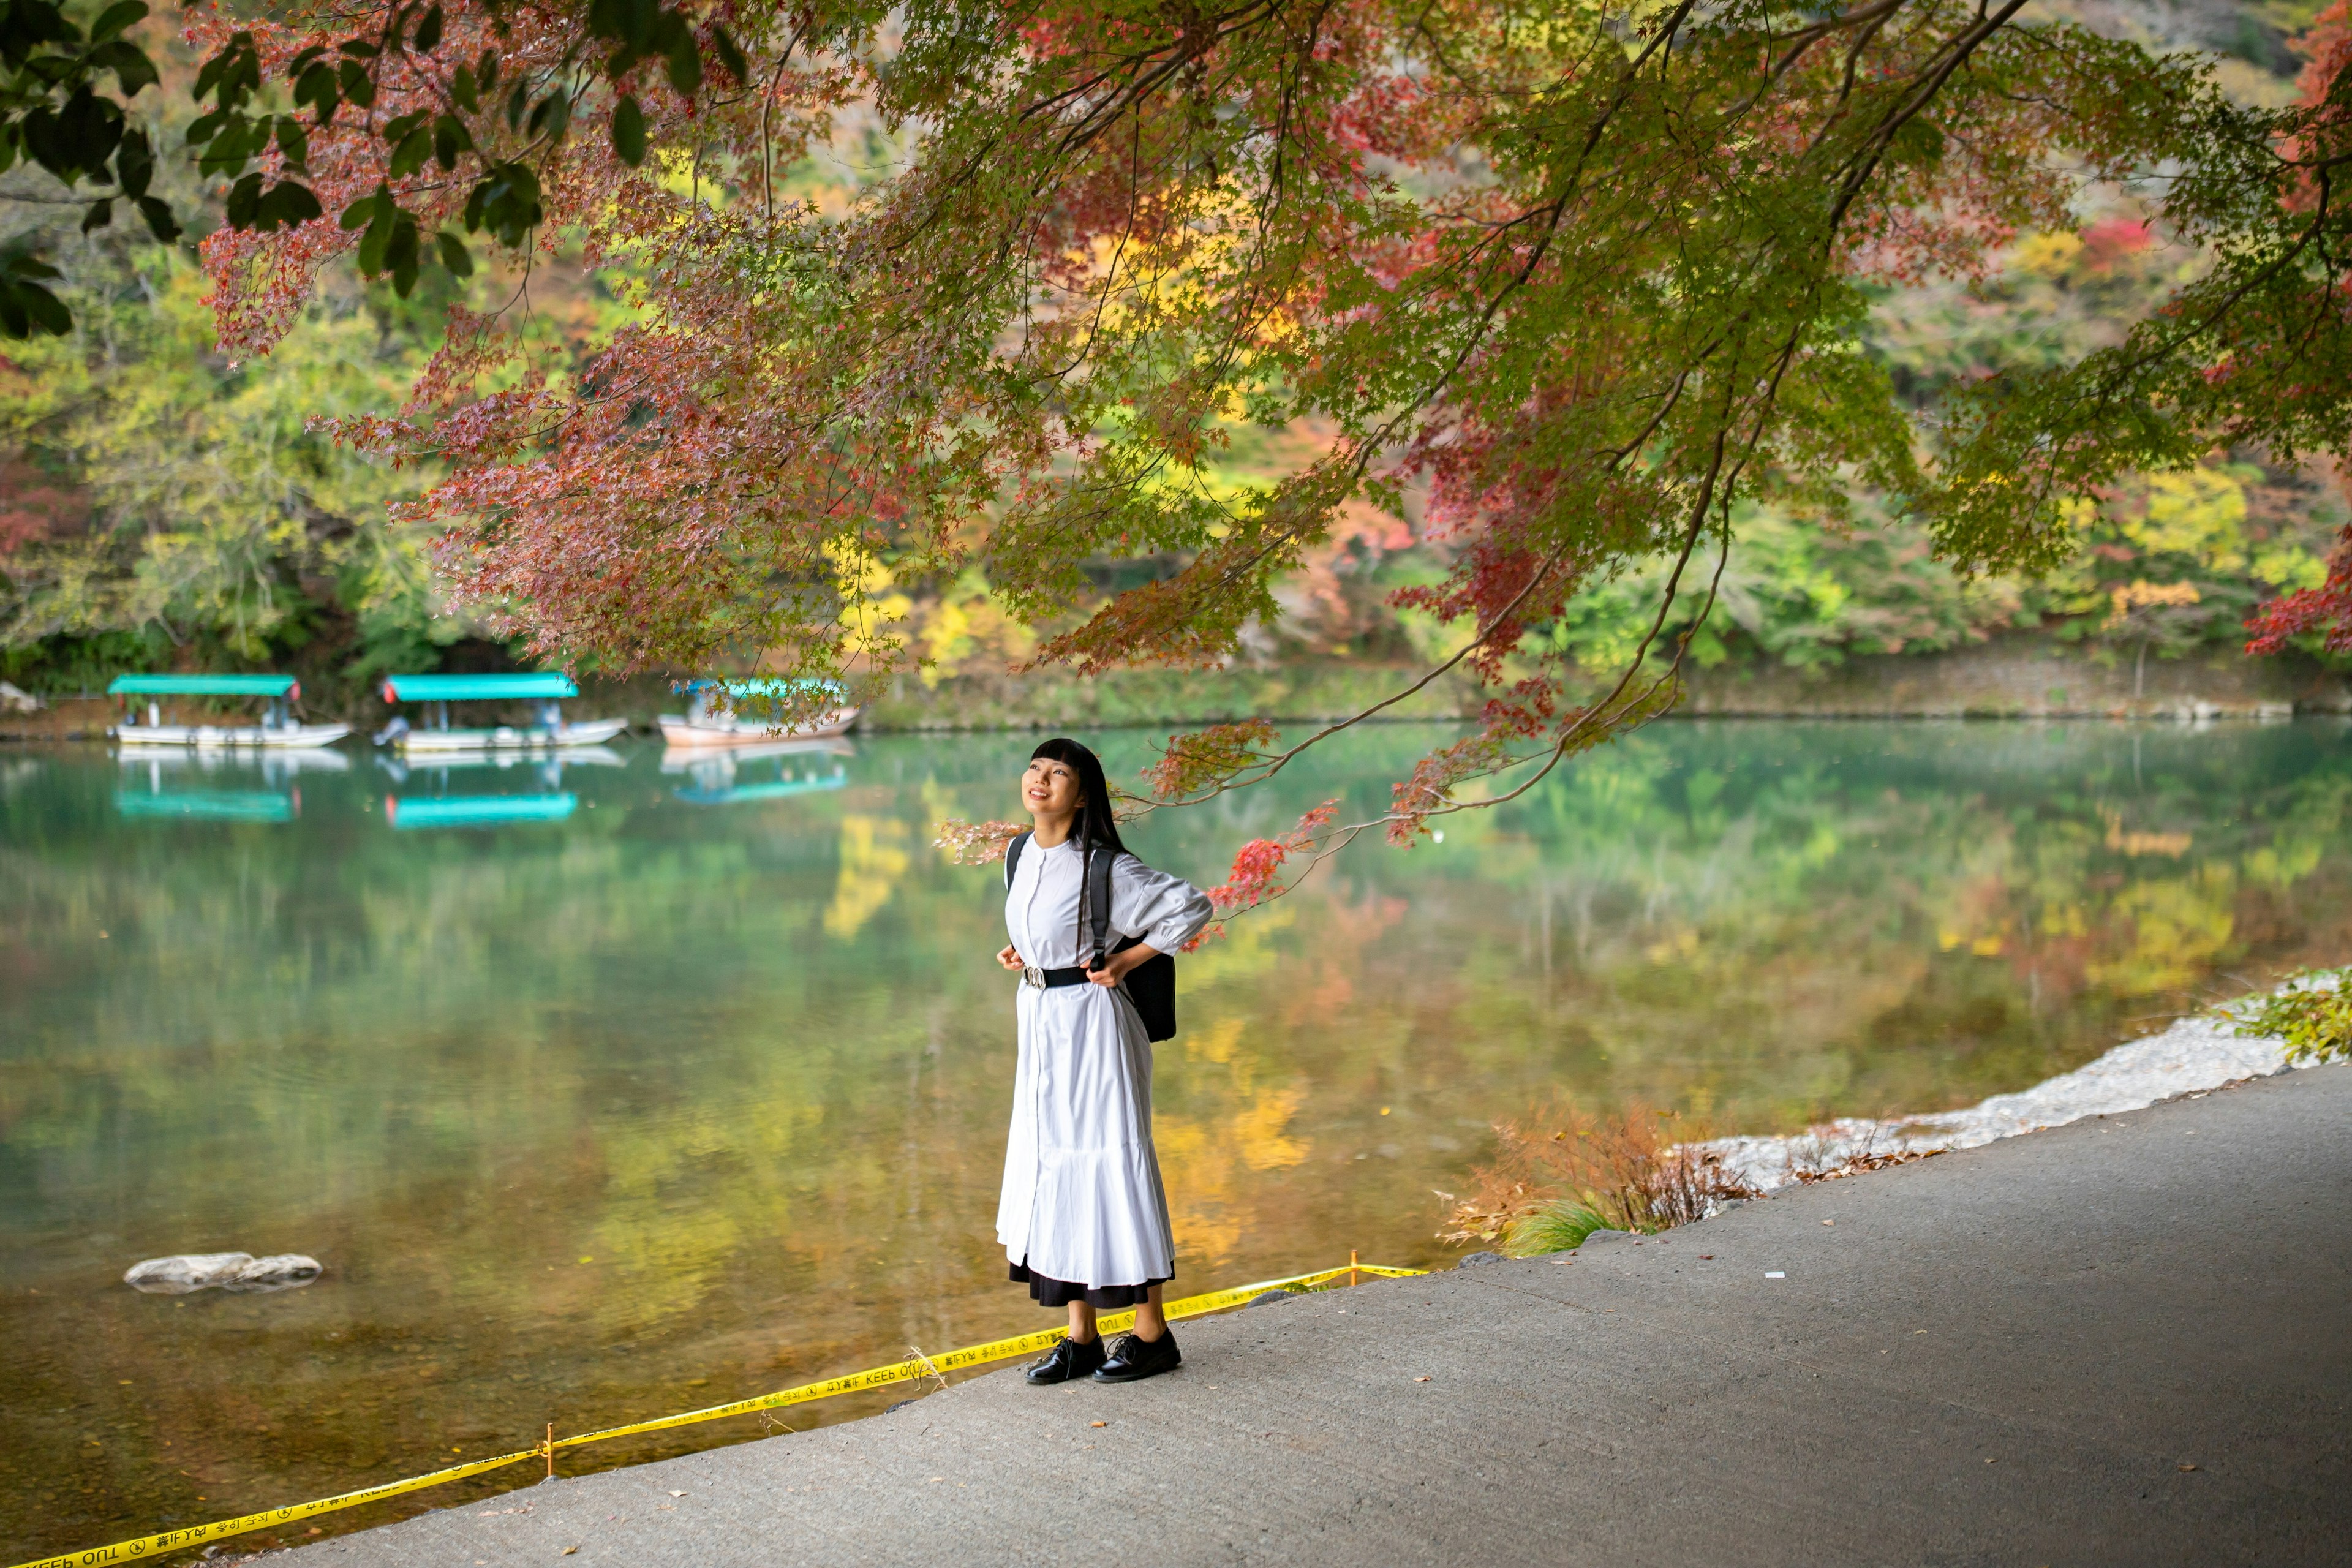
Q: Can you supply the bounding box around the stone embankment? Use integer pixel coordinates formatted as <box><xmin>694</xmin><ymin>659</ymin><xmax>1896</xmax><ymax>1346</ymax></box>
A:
<box><xmin>860</xmin><ymin>639</ymin><xmax>2350</xmax><ymax>728</ymax></box>
<box><xmin>9</xmin><ymin>638</ymin><xmax>2348</xmax><ymax>737</ymax></box>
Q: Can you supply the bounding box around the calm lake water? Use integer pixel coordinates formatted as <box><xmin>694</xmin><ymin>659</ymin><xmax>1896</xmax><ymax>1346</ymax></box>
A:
<box><xmin>4</xmin><ymin>720</ymin><xmax>2349</xmax><ymax>1559</ymax></box>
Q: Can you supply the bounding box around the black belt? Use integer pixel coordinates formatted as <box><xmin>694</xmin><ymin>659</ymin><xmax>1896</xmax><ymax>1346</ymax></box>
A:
<box><xmin>1021</xmin><ymin>964</ymin><xmax>1096</xmax><ymax>989</ymax></box>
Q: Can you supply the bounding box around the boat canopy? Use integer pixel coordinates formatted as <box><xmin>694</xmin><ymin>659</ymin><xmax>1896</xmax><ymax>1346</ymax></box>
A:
<box><xmin>676</xmin><ymin>677</ymin><xmax>846</xmax><ymax>698</ymax></box>
<box><xmin>381</xmin><ymin>673</ymin><xmax>578</xmax><ymax>702</ymax></box>
<box><xmin>109</xmin><ymin>674</ymin><xmax>298</xmax><ymax>698</ymax></box>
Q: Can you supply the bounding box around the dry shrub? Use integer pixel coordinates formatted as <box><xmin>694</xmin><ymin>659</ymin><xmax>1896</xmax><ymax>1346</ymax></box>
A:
<box><xmin>1439</xmin><ymin>1101</ymin><xmax>1758</xmax><ymax>1254</ymax></box>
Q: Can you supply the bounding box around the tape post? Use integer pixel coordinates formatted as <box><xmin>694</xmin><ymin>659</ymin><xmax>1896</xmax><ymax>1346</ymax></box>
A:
<box><xmin>9</xmin><ymin>1259</ymin><xmax>1425</xmax><ymax>1568</ymax></box>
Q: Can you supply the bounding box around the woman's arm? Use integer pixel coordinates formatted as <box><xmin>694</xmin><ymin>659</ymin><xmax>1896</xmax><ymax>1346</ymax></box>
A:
<box><xmin>1085</xmin><ymin>940</ymin><xmax>1160</xmax><ymax>986</ymax></box>
<box><xmin>1107</xmin><ymin>854</ymin><xmax>1215</xmax><ymax>955</ymax></box>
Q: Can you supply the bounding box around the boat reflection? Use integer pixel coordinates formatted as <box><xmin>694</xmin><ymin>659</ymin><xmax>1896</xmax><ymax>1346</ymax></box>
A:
<box><xmin>383</xmin><ymin>793</ymin><xmax>579</xmax><ymax>830</ymax></box>
<box><xmin>374</xmin><ymin>746</ymin><xmax>625</xmax><ymax>789</ymax></box>
<box><xmin>661</xmin><ymin>739</ymin><xmax>852</xmax><ymax>804</ymax></box>
<box><xmin>111</xmin><ymin>748</ymin><xmax>348</xmax><ymax>821</ymax></box>
<box><xmin>377</xmin><ymin>747</ymin><xmax>616</xmax><ymax>829</ymax></box>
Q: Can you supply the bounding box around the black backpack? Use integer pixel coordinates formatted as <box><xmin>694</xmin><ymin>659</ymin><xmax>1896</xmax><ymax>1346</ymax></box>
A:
<box><xmin>1005</xmin><ymin>831</ymin><xmax>1179</xmax><ymax>1042</ymax></box>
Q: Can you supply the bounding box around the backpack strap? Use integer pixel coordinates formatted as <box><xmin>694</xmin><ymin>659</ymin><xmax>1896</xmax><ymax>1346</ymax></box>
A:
<box><xmin>1081</xmin><ymin>842</ymin><xmax>1116</xmax><ymax>966</ymax></box>
<box><xmin>1003</xmin><ymin>829</ymin><xmax>1033</xmax><ymax>890</ymax></box>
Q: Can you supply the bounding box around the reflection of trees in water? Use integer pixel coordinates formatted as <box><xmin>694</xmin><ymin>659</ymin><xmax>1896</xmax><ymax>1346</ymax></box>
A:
<box><xmin>1238</xmin><ymin>723</ymin><xmax>2352</xmax><ymax>1136</ymax></box>
<box><xmin>1</xmin><ymin>723</ymin><xmax>2347</xmax><ymax>1559</ymax></box>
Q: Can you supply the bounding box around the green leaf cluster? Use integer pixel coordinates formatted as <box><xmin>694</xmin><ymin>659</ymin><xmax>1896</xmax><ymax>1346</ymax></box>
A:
<box><xmin>0</xmin><ymin>245</ymin><xmax>470</xmax><ymax>687</ymax></box>
<box><xmin>2221</xmin><ymin>970</ymin><xmax>2352</xmax><ymax>1065</ymax></box>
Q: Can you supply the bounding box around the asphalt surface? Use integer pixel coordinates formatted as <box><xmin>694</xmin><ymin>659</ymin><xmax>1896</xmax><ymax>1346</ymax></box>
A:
<box><xmin>282</xmin><ymin>1062</ymin><xmax>2352</xmax><ymax>1567</ymax></box>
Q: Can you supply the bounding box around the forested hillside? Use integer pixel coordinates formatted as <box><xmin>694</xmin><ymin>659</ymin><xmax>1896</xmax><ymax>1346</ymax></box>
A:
<box><xmin>1</xmin><ymin>0</ymin><xmax>2343</xmax><ymax>705</ymax></box>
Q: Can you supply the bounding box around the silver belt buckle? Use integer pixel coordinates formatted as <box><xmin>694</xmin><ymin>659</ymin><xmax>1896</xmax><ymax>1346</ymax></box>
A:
<box><xmin>1021</xmin><ymin>965</ymin><xmax>1046</xmax><ymax>989</ymax></box>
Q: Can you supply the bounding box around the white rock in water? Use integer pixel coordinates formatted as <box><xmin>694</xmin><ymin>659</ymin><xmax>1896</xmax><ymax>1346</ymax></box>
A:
<box><xmin>0</xmin><ymin>680</ymin><xmax>42</xmax><ymax>714</ymax></box>
<box><xmin>230</xmin><ymin>1254</ymin><xmax>323</xmax><ymax>1291</ymax></box>
<box><xmin>124</xmin><ymin>1253</ymin><xmax>322</xmax><ymax>1294</ymax></box>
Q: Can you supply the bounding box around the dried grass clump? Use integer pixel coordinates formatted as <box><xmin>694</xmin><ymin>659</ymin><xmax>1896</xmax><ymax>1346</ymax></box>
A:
<box><xmin>1439</xmin><ymin>1101</ymin><xmax>1759</xmax><ymax>1256</ymax></box>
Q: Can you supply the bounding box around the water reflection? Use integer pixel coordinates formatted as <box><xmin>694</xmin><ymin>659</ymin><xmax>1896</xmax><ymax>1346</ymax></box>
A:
<box><xmin>112</xmin><ymin>747</ymin><xmax>352</xmax><ymax>823</ymax></box>
<box><xmin>1</xmin><ymin>722</ymin><xmax>2346</xmax><ymax>1560</ymax></box>
<box><xmin>662</xmin><ymin>741</ymin><xmax>852</xmax><ymax>805</ymax></box>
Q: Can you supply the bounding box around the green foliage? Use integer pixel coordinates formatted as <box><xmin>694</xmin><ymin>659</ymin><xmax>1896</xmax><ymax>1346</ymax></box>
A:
<box><xmin>2222</xmin><ymin>970</ymin><xmax>2352</xmax><ymax>1064</ymax></box>
<box><xmin>1539</xmin><ymin>499</ymin><xmax>2027</xmax><ymax>674</ymax></box>
<box><xmin>0</xmin><ymin>0</ymin><xmax>179</xmax><ymax>323</ymax></box>
<box><xmin>0</xmin><ymin>244</ymin><xmax>464</xmax><ymax>686</ymax></box>
<box><xmin>1504</xmin><ymin>1197</ymin><xmax>1623</xmax><ymax>1255</ymax></box>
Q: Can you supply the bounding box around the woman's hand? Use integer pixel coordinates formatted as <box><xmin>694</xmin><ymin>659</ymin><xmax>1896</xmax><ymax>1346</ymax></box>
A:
<box><xmin>1086</xmin><ymin>943</ymin><xmax>1159</xmax><ymax>987</ymax></box>
<box><xmin>997</xmin><ymin>945</ymin><xmax>1025</xmax><ymax>972</ymax></box>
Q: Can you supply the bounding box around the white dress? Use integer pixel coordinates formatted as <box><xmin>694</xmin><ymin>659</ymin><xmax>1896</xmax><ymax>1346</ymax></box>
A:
<box><xmin>997</xmin><ymin>838</ymin><xmax>1214</xmax><ymax>1289</ymax></box>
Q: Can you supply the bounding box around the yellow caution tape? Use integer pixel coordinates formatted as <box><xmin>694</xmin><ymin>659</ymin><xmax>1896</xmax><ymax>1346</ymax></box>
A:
<box><xmin>12</xmin><ymin>1259</ymin><xmax>1426</xmax><ymax>1568</ymax></box>
<box><xmin>551</xmin><ymin>1261</ymin><xmax>1398</xmax><ymax>1450</ymax></box>
<box><xmin>10</xmin><ymin>1450</ymin><xmax>541</xmax><ymax>1568</ymax></box>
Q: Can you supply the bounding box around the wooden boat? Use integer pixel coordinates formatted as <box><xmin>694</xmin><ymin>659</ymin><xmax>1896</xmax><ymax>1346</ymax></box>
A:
<box><xmin>108</xmin><ymin>674</ymin><xmax>352</xmax><ymax>750</ymax></box>
<box><xmin>379</xmin><ymin>673</ymin><xmax>630</xmax><ymax>752</ymax></box>
<box><xmin>657</xmin><ymin>678</ymin><xmax>858</xmax><ymax>748</ymax></box>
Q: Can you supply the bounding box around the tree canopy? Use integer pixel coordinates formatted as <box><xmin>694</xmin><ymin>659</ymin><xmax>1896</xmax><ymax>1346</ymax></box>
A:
<box><xmin>8</xmin><ymin>0</ymin><xmax>2352</xmax><ymax>889</ymax></box>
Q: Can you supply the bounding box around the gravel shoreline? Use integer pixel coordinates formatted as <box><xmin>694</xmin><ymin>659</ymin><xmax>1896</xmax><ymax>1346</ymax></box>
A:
<box><xmin>1697</xmin><ymin>1007</ymin><xmax>2307</xmax><ymax>1191</ymax></box>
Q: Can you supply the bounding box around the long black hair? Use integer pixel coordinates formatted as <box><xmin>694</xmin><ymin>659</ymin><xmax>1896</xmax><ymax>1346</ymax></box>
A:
<box><xmin>1030</xmin><ymin>737</ymin><xmax>1126</xmax><ymax>857</ymax></box>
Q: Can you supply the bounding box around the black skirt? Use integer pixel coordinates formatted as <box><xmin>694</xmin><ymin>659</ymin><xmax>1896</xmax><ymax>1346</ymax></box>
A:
<box><xmin>1010</xmin><ymin>1257</ymin><xmax>1170</xmax><ymax>1310</ymax></box>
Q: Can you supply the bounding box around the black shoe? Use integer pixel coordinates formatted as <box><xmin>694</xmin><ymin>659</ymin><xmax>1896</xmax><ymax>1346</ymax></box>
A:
<box><xmin>1091</xmin><ymin>1328</ymin><xmax>1180</xmax><ymax>1382</ymax></box>
<box><xmin>1023</xmin><ymin>1335</ymin><xmax>1106</xmax><ymax>1384</ymax></box>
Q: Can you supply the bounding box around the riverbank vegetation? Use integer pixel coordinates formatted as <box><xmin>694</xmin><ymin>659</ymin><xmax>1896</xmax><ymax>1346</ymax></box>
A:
<box><xmin>1441</xmin><ymin>1103</ymin><xmax>1758</xmax><ymax>1253</ymax></box>
<box><xmin>2223</xmin><ymin>968</ymin><xmax>2352</xmax><ymax>1062</ymax></box>
<box><xmin>6</xmin><ymin>0</ymin><xmax>2352</xmax><ymax>865</ymax></box>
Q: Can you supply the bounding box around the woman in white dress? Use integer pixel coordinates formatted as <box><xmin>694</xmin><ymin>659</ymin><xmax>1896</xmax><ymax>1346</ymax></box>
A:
<box><xmin>994</xmin><ymin>738</ymin><xmax>1214</xmax><ymax>1384</ymax></box>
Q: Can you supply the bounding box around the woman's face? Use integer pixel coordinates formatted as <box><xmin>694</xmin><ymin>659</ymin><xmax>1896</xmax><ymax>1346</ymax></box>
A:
<box><xmin>1023</xmin><ymin>756</ymin><xmax>1084</xmax><ymax>817</ymax></box>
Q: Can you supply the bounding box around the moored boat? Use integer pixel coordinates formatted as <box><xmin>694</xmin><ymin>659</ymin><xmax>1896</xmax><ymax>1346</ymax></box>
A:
<box><xmin>658</xmin><ymin>678</ymin><xmax>858</xmax><ymax>748</ymax></box>
<box><xmin>108</xmin><ymin>674</ymin><xmax>352</xmax><ymax>750</ymax></box>
<box><xmin>378</xmin><ymin>673</ymin><xmax>629</xmax><ymax>752</ymax></box>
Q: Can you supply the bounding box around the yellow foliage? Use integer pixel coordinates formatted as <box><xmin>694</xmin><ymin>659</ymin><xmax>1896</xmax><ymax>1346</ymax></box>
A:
<box><xmin>2253</xmin><ymin>546</ymin><xmax>2328</xmax><ymax>592</ymax></box>
<box><xmin>2086</xmin><ymin>870</ymin><xmax>2237</xmax><ymax>994</ymax></box>
<box><xmin>1186</xmin><ymin>1016</ymin><xmax>1245</xmax><ymax>1066</ymax></box>
<box><xmin>1235</xmin><ymin>1086</ymin><xmax>1310</xmax><ymax>1171</ymax></box>
<box><xmin>2011</xmin><ymin>231</ymin><xmax>2086</xmax><ymax>277</ymax></box>
<box><xmin>2104</xmin><ymin>578</ymin><xmax>2202</xmax><ymax>630</ymax></box>
<box><xmin>2123</xmin><ymin>469</ymin><xmax>2247</xmax><ymax>570</ymax></box>
<box><xmin>918</xmin><ymin>571</ymin><xmax>1037</xmax><ymax>685</ymax></box>
<box><xmin>2103</xmin><ymin>810</ymin><xmax>2193</xmax><ymax>858</ymax></box>
<box><xmin>824</xmin><ymin>815</ymin><xmax>912</xmax><ymax>937</ymax></box>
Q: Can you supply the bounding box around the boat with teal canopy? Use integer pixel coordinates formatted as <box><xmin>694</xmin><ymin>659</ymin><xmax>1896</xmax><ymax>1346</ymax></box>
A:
<box><xmin>377</xmin><ymin>672</ymin><xmax>628</xmax><ymax>754</ymax></box>
<box><xmin>106</xmin><ymin>674</ymin><xmax>352</xmax><ymax>750</ymax></box>
<box><xmin>658</xmin><ymin>677</ymin><xmax>858</xmax><ymax>748</ymax></box>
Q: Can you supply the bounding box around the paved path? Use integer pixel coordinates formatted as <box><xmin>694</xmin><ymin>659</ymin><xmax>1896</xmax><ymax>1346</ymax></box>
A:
<box><xmin>288</xmin><ymin>1063</ymin><xmax>2352</xmax><ymax>1567</ymax></box>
